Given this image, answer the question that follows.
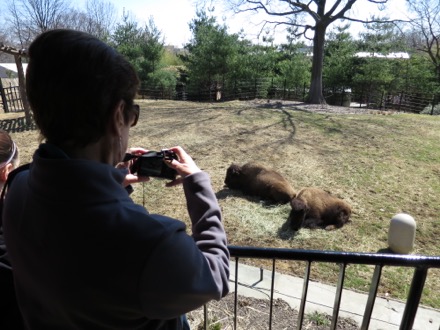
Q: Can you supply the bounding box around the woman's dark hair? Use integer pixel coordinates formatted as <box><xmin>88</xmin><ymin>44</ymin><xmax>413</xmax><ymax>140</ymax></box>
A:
<box><xmin>26</xmin><ymin>29</ymin><xmax>139</xmax><ymax>147</ymax></box>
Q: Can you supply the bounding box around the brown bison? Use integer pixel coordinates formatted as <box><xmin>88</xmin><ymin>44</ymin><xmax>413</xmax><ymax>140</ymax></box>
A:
<box><xmin>224</xmin><ymin>162</ymin><xmax>296</xmax><ymax>204</ymax></box>
<box><xmin>288</xmin><ymin>187</ymin><xmax>351</xmax><ymax>231</ymax></box>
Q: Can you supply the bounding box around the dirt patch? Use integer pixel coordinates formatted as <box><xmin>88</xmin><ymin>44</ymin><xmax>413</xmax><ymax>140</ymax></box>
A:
<box><xmin>251</xmin><ymin>99</ymin><xmax>401</xmax><ymax>115</ymax></box>
<box><xmin>188</xmin><ymin>294</ymin><xmax>359</xmax><ymax>330</ymax></box>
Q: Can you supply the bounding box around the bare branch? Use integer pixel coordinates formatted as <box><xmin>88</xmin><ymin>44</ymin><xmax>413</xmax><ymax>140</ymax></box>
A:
<box><xmin>0</xmin><ymin>43</ymin><xmax>28</xmax><ymax>56</ymax></box>
<box><xmin>341</xmin><ymin>17</ymin><xmax>409</xmax><ymax>25</ymax></box>
<box><xmin>218</xmin><ymin>0</ymin><xmax>397</xmax><ymax>103</ymax></box>
<box><xmin>225</xmin><ymin>0</ymin><xmax>396</xmax><ymax>35</ymax></box>
<box><xmin>406</xmin><ymin>0</ymin><xmax>440</xmax><ymax>81</ymax></box>
<box><xmin>233</xmin><ymin>1</ymin><xmax>308</xmax><ymax>17</ymax></box>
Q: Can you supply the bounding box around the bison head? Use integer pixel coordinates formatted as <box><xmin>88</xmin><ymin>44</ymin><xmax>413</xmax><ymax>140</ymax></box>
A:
<box><xmin>288</xmin><ymin>198</ymin><xmax>308</xmax><ymax>231</ymax></box>
<box><xmin>224</xmin><ymin>163</ymin><xmax>242</xmax><ymax>189</ymax></box>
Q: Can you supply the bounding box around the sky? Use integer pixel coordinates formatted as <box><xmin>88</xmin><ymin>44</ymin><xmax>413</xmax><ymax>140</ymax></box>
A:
<box><xmin>109</xmin><ymin>0</ymin><xmax>197</xmax><ymax>47</ymax></box>
<box><xmin>108</xmin><ymin>0</ymin><xmax>411</xmax><ymax>47</ymax></box>
<box><xmin>105</xmin><ymin>0</ymin><xmax>256</xmax><ymax>47</ymax></box>
<box><xmin>0</xmin><ymin>0</ymin><xmax>411</xmax><ymax>48</ymax></box>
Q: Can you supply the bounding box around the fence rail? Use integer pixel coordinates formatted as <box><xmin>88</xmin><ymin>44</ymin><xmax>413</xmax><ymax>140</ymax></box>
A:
<box><xmin>199</xmin><ymin>246</ymin><xmax>440</xmax><ymax>330</ymax></box>
<box><xmin>135</xmin><ymin>80</ymin><xmax>439</xmax><ymax>114</ymax></box>
<box><xmin>2</xmin><ymin>81</ymin><xmax>438</xmax><ymax>115</ymax></box>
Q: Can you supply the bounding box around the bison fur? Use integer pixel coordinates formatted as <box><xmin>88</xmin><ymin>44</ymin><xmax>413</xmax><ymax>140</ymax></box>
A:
<box><xmin>224</xmin><ymin>162</ymin><xmax>296</xmax><ymax>204</ymax></box>
<box><xmin>288</xmin><ymin>187</ymin><xmax>351</xmax><ymax>231</ymax></box>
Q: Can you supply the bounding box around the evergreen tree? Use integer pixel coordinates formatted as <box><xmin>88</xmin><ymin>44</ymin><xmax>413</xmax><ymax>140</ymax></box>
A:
<box><xmin>352</xmin><ymin>21</ymin><xmax>407</xmax><ymax>103</ymax></box>
<box><xmin>323</xmin><ymin>24</ymin><xmax>357</xmax><ymax>91</ymax></box>
<box><xmin>277</xmin><ymin>36</ymin><xmax>311</xmax><ymax>99</ymax></box>
<box><xmin>111</xmin><ymin>15</ymin><xmax>172</xmax><ymax>91</ymax></box>
<box><xmin>183</xmin><ymin>10</ymin><xmax>239</xmax><ymax>99</ymax></box>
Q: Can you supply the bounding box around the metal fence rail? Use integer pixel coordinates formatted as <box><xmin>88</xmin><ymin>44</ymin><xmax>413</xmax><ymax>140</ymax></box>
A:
<box><xmin>200</xmin><ymin>246</ymin><xmax>440</xmax><ymax>330</ymax></box>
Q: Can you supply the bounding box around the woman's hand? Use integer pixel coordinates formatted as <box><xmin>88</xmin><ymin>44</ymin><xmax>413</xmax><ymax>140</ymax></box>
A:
<box><xmin>117</xmin><ymin>147</ymin><xmax>150</xmax><ymax>187</ymax></box>
<box><xmin>164</xmin><ymin>146</ymin><xmax>201</xmax><ymax>187</ymax></box>
<box><xmin>126</xmin><ymin>147</ymin><xmax>149</xmax><ymax>157</ymax></box>
<box><xmin>122</xmin><ymin>172</ymin><xmax>150</xmax><ymax>187</ymax></box>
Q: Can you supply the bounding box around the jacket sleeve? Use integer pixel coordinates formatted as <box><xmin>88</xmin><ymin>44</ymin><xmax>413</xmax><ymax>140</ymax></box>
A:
<box><xmin>139</xmin><ymin>171</ymin><xmax>229</xmax><ymax>319</ymax></box>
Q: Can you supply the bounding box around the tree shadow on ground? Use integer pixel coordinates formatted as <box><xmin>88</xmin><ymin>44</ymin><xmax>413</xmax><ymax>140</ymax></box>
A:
<box><xmin>0</xmin><ymin>116</ymin><xmax>36</xmax><ymax>133</ymax></box>
<box><xmin>253</xmin><ymin>102</ymin><xmax>298</xmax><ymax>140</ymax></box>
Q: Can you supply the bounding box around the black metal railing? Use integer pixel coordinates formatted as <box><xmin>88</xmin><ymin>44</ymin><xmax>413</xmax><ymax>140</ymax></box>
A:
<box><xmin>200</xmin><ymin>246</ymin><xmax>440</xmax><ymax>330</ymax></box>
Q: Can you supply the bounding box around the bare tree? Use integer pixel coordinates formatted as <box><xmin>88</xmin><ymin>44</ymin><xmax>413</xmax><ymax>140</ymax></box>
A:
<box><xmin>58</xmin><ymin>8</ymin><xmax>91</xmax><ymax>33</ymax></box>
<box><xmin>5</xmin><ymin>0</ymin><xmax>117</xmax><ymax>46</ymax></box>
<box><xmin>407</xmin><ymin>0</ymin><xmax>440</xmax><ymax>84</ymax></box>
<box><xmin>83</xmin><ymin>0</ymin><xmax>117</xmax><ymax>40</ymax></box>
<box><xmin>5</xmin><ymin>0</ymin><xmax>34</xmax><ymax>47</ymax></box>
<box><xmin>6</xmin><ymin>0</ymin><xmax>70</xmax><ymax>47</ymax></box>
<box><xmin>57</xmin><ymin>0</ymin><xmax>117</xmax><ymax>41</ymax></box>
<box><xmin>0</xmin><ymin>30</ymin><xmax>15</xmax><ymax>62</ymax></box>
<box><xmin>204</xmin><ymin>0</ymin><xmax>398</xmax><ymax>104</ymax></box>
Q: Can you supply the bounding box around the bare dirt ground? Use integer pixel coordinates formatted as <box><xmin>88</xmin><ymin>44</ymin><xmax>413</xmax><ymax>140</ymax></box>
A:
<box><xmin>188</xmin><ymin>294</ymin><xmax>359</xmax><ymax>330</ymax></box>
<box><xmin>249</xmin><ymin>99</ymin><xmax>398</xmax><ymax>115</ymax></box>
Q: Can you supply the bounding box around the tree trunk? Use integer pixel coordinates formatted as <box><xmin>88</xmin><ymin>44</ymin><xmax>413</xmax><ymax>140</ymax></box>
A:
<box><xmin>437</xmin><ymin>64</ymin><xmax>440</xmax><ymax>87</ymax></box>
<box><xmin>307</xmin><ymin>24</ymin><xmax>327</xmax><ymax>104</ymax></box>
<box><xmin>14</xmin><ymin>55</ymin><xmax>32</xmax><ymax>125</ymax></box>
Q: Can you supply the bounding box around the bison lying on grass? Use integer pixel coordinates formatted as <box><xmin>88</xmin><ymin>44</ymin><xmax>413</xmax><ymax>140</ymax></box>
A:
<box><xmin>288</xmin><ymin>187</ymin><xmax>351</xmax><ymax>231</ymax></box>
<box><xmin>224</xmin><ymin>162</ymin><xmax>296</xmax><ymax>204</ymax></box>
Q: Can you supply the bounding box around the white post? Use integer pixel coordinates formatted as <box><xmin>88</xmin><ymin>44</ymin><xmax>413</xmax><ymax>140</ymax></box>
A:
<box><xmin>388</xmin><ymin>213</ymin><xmax>416</xmax><ymax>254</ymax></box>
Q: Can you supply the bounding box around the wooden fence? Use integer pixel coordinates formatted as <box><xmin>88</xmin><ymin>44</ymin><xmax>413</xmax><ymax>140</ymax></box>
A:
<box><xmin>136</xmin><ymin>79</ymin><xmax>439</xmax><ymax>114</ymax></box>
<box><xmin>0</xmin><ymin>84</ymin><xmax>24</xmax><ymax>113</ymax></box>
<box><xmin>2</xmin><ymin>80</ymin><xmax>438</xmax><ymax>115</ymax></box>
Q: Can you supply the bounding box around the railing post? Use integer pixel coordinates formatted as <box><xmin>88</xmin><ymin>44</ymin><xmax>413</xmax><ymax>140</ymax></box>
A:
<box><xmin>297</xmin><ymin>262</ymin><xmax>311</xmax><ymax>330</ymax></box>
<box><xmin>268</xmin><ymin>259</ymin><xmax>276</xmax><ymax>330</ymax></box>
<box><xmin>233</xmin><ymin>257</ymin><xmax>239</xmax><ymax>330</ymax></box>
<box><xmin>361</xmin><ymin>265</ymin><xmax>383</xmax><ymax>330</ymax></box>
<box><xmin>330</xmin><ymin>263</ymin><xmax>346</xmax><ymax>330</ymax></box>
<box><xmin>203</xmin><ymin>304</ymin><xmax>207</xmax><ymax>330</ymax></box>
<box><xmin>399</xmin><ymin>267</ymin><xmax>428</xmax><ymax>330</ymax></box>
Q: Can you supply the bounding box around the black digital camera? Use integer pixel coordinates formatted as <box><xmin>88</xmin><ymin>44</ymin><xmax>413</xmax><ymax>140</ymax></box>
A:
<box><xmin>123</xmin><ymin>149</ymin><xmax>178</xmax><ymax>180</ymax></box>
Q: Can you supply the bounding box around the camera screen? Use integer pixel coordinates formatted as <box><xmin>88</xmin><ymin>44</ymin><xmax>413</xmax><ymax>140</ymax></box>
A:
<box><xmin>138</xmin><ymin>157</ymin><xmax>163</xmax><ymax>176</ymax></box>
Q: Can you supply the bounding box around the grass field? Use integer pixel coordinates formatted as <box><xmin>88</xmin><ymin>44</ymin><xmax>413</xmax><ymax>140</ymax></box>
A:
<box><xmin>5</xmin><ymin>99</ymin><xmax>440</xmax><ymax>309</ymax></box>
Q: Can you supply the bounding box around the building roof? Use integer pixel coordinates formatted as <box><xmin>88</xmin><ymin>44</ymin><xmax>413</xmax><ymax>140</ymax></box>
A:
<box><xmin>0</xmin><ymin>63</ymin><xmax>28</xmax><ymax>78</ymax></box>
<box><xmin>355</xmin><ymin>52</ymin><xmax>410</xmax><ymax>59</ymax></box>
